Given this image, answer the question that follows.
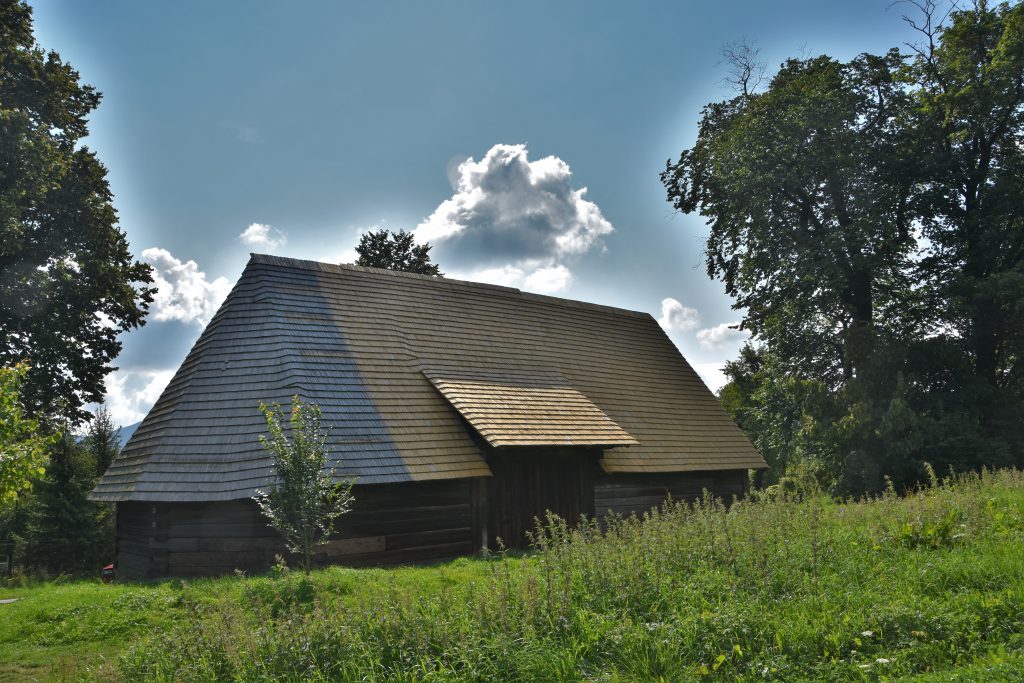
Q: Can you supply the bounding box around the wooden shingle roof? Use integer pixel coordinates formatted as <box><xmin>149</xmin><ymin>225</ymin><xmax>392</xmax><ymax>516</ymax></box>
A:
<box><xmin>91</xmin><ymin>254</ymin><xmax>765</xmax><ymax>502</ymax></box>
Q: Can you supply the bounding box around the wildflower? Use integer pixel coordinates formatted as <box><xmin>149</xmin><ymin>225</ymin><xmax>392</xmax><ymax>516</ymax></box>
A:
<box><xmin>876</xmin><ymin>658</ymin><xmax>890</xmax><ymax>665</ymax></box>
<box><xmin>861</xmin><ymin>630</ymin><xmax>874</xmax><ymax>638</ymax></box>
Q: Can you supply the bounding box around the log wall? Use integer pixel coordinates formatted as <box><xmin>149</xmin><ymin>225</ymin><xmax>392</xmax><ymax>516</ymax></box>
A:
<box><xmin>117</xmin><ymin>469</ymin><xmax>749</xmax><ymax>579</ymax></box>
<box><xmin>594</xmin><ymin>469</ymin><xmax>746</xmax><ymax>521</ymax></box>
<box><xmin>116</xmin><ymin>479</ymin><xmax>474</xmax><ymax>578</ymax></box>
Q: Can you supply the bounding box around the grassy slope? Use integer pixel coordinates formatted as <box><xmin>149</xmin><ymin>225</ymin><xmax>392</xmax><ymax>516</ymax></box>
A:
<box><xmin>0</xmin><ymin>561</ymin><xmax>497</xmax><ymax>681</ymax></box>
<box><xmin>2</xmin><ymin>469</ymin><xmax>1023</xmax><ymax>682</ymax></box>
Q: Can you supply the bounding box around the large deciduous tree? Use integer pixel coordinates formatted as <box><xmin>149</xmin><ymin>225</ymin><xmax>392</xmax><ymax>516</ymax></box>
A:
<box><xmin>910</xmin><ymin>0</ymin><xmax>1024</xmax><ymax>442</ymax></box>
<box><xmin>663</xmin><ymin>51</ymin><xmax>923</xmax><ymax>492</ymax></box>
<box><xmin>662</xmin><ymin>50</ymin><xmax>917</xmax><ymax>385</ymax></box>
<box><xmin>665</xmin><ymin>2</ymin><xmax>1024</xmax><ymax>493</ymax></box>
<box><xmin>0</xmin><ymin>0</ymin><xmax>153</xmax><ymax>423</ymax></box>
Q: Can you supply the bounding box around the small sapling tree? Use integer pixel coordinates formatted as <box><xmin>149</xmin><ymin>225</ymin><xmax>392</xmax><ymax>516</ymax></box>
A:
<box><xmin>253</xmin><ymin>396</ymin><xmax>354</xmax><ymax>573</ymax></box>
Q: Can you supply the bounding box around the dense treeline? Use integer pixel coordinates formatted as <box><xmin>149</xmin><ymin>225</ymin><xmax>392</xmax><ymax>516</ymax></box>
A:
<box><xmin>664</xmin><ymin>1</ymin><xmax>1024</xmax><ymax>495</ymax></box>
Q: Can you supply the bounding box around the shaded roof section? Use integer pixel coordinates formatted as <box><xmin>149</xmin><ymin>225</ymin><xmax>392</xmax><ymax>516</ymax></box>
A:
<box><xmin>424</xmin><ymin>369</ymin><xmax>639</xmax><ymax>448</ymax></box>
<box><xmin>92</xmin><ymin>254</ymin><xmax>765</xmax><ymax>502</ymax></box>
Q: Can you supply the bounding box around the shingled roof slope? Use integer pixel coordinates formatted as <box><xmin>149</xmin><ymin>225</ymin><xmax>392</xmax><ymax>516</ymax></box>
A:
<box><xmin>92</xmin><ymin>254</ymin><xmax>764</xmax><ymax>502</ymax></box>
<box><xmin>424</xmin><ymin>371</ymin><xmax>640</xmax><ymax>448</ymax></box>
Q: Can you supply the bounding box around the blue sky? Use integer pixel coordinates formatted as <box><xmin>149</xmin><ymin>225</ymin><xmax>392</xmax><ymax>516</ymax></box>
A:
<box><xmin>31</xmin><ymin>0</ymin><xmax>923</xmax><ymax>425</ymax></box>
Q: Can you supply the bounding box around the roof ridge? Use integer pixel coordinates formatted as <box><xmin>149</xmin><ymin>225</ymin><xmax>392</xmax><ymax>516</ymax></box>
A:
<box><xmin>246</xmin><ymin>253</ymin><xmax>653</xmax><ymax>320</ymax></box>
<box><xmin>248</xmin><ymin>253</ymin><xmax>518</xmax><ymax>290</ymax></box>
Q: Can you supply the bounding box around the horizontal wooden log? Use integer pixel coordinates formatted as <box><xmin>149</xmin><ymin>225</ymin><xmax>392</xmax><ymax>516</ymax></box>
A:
<box><xmin>118</xmin><ymin>520</ymin><xmax>171</xmax><ymax>534</ymax></box>
<box><xmin>116</xmin><ymin>529</ymin><xmax>155</xmax><ymax>545</ymax></box>
<box><xmin>116</xmin><ymin>549</ymin><xmax>152</xmax><ymax>565</ymax></box>
<box><xmin>157</xmin><ymin>522</ymin><xmax>282</xmax><ymax>538</ymax></box>
<box><xmin>335</xmin><ymin>508</ymin><xmax>471</xmax><ymax>538</ymax></box>
<box><xmin>117</xmin><ymin>538</ymin><xmax>157</xmax><ymax>556</ymax></box>
<box><xmin>334</xmin><ymin>540</ymin><xmax>474</xmax><ymax>568</ymax></box>
<box><xmin>320</xmin><ymin>535</ymin><xmax>385</xmax><ymax>556</ymax></box>
<box><xmin>594</xmin><ymin>471</ymin><xmax>745</xmax><ymax>520</ymax></box>
<box><xmin>595</xmin><ymin>486</ymin><xmax>736</xmax><ymax>500</ymax></box>
<box><xmin>157</xmin><ymin>508</ymin><xmax>270</xmax><ymax>524</ymax></box>
<box><xmin>168</xmin><ymin>550</ymin><xmax>280</xmax><ymax>567</ymax></box>
<box><xmin>158</xmin><ymin>536</ymin><xmax>285</xmax><ymax>553</ymax></box>
<box><xmin>595</xmin><ymin>495</ymin><xmax>702</xmax><ymax>510</ymax></box>
<box><xmin>386</xmin><ymin>527</ymin><xmax>471</xmax><ymax>552</ymax></box>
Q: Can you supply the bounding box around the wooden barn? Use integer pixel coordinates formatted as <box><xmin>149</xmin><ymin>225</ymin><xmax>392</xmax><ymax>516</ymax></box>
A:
<box><xmin>91</xmin><ymin>254</ymin><xmax>765</xmax><ymax>578</ymax></box>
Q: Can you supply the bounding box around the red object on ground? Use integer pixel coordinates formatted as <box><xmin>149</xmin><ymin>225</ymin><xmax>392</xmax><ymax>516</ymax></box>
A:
<box><xmin>101</xmin><ymin>563</ymin><xmax>116</xmax><ymax>583</ymax></box>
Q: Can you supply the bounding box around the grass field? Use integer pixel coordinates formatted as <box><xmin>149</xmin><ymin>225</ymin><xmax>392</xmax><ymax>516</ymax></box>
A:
<box><xmin>2</xmin><ymin>468</ymin><xmax>1024</xmax><ymax>681</ymax></box>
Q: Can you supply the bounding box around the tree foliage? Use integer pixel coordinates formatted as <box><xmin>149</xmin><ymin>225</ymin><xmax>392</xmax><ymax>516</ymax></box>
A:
<box><xmin>663</xmin><ymin>50</ymin><xmax>916</xmax><ymax>385</ymax></box>
<box><xmin>665</xmin><ymin>1</ymin><xmax>1024</xmax><ymax>494</ymax></box>
<box><xmin>911</xmin><ymin>0</ymin><xmax>1024</xmax><ymax>405</ymax></box>
<box><xmin>353</xmin><ymin>228</ymin><xmax>443</xmax><ymax>276</ymax></box>
<box><xmin>0</xmin><ymin>363</ymin><xmax>54</xmax><ymax>503</ymax></box>
<box><xmin>0</xmin><ymin>0</ymin><xmax>153</xmax><ymax>423</ymax></box>
<box><xmin>26</xmin><ymin>425</ymin><xmax>114</xmax><ymax>572</ymax></box>
<box><xmin>86</xmin><ymin>406</ymin><xmax>120</xmax><ymax>478</ymax></box>
<box><xmin>0</xmin><ymin>389</ymin><xmax>116</xmax><ymax>573</ymax></box>
<box><xmin>253</xmin><ymin>397</ymin><xmax>354</xmax><ymax>573</ymax></box>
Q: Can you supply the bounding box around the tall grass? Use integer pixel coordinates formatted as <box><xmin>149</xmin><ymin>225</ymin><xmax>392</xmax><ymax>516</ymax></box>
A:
<box><xmin>107</xmin><ymin>469</ymin><xmax>1024</xmax><ymax>682</ymax></box>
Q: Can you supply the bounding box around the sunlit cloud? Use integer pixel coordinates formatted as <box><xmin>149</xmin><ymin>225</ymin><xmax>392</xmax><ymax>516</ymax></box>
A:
<box><xmin>696</xmin><ymin>321</ymin><xmax>749</xmax><ymax>350</ymax></box>
<box><xmin>657</xmin><ymin>297</ymin><xmax>701</xmax><ymax>332</ymax></box>
<box><xmin>142</xmin><ymin>247</ymin><xmax>231</xmax><ymax>326</ymax></box>
<box><xmin>416</xmin><ymin>144</ymin><xmax>614</xmax><ymax>295</ymax></box>
<box><xmin>238</xmin><ymin>222</ymin><xmax>287</xmax><ymax>251</ymax></box>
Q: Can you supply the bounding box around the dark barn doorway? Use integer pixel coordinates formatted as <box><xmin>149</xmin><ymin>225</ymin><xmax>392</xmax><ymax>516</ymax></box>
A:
<box><xmin>485</xmin><ymin>448</ymin><xmax>599</xmax><ymax>549</ymax></box>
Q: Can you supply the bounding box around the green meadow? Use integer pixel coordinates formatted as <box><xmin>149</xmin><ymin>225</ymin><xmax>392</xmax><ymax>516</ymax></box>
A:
<box><xmin>3</xmin><ymin>469</ymin><xmax>1024</xmax><ymax>682</ymax></box>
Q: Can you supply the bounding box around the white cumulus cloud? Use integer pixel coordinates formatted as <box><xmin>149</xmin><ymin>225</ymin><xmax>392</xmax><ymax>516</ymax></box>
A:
<box><xmin>447</xmin><ymin>263</ymin><xmax>573</xmax><ymax>295</ymax></box>
<box><xmin>335</xmin><ymin>246</ymin><xmax>359</xmax><ymax>264</ymax></box>
<box><xmin>238</xmin><ymin>222</ymin><xmax>287</xmax><ymax>251</ymax></box>
<box><xmin>142</xmin><ymin>248</ymin><xmax>232</xmax><ymax>326</ymax></box>
<box><xmin>524</xmin><ymin>264</ymin><xmax>572</xmax><ymax>294</ymax></box>
<box><xmin>657</xmin><ymin>298</ymin><xmax>701</xmax><ymax>332</ymax></box>
<box><xmin>697</xmin><ymin>322</ymin><xmax>750</xmax><ymax>350</ymax></box>
<box><xmin>103</xmin><ymin>368</ymin><xmax>176</xmax><ymax>426</ymax></box>
<box><xmin>416</xmin><ymin>143</ymin><xmax>613</xmax><ymax>294</ymax></box>
<box><xmin>449</xmin><ymin>264</ymin><xmax>527</xmax><ymax>288</ymax></box>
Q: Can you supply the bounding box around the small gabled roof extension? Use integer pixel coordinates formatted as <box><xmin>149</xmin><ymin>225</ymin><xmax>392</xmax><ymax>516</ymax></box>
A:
<box><xmin>424</xmin><ymin>369</ymin><xmax>639</xmax><ymax>448</ymax></box>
